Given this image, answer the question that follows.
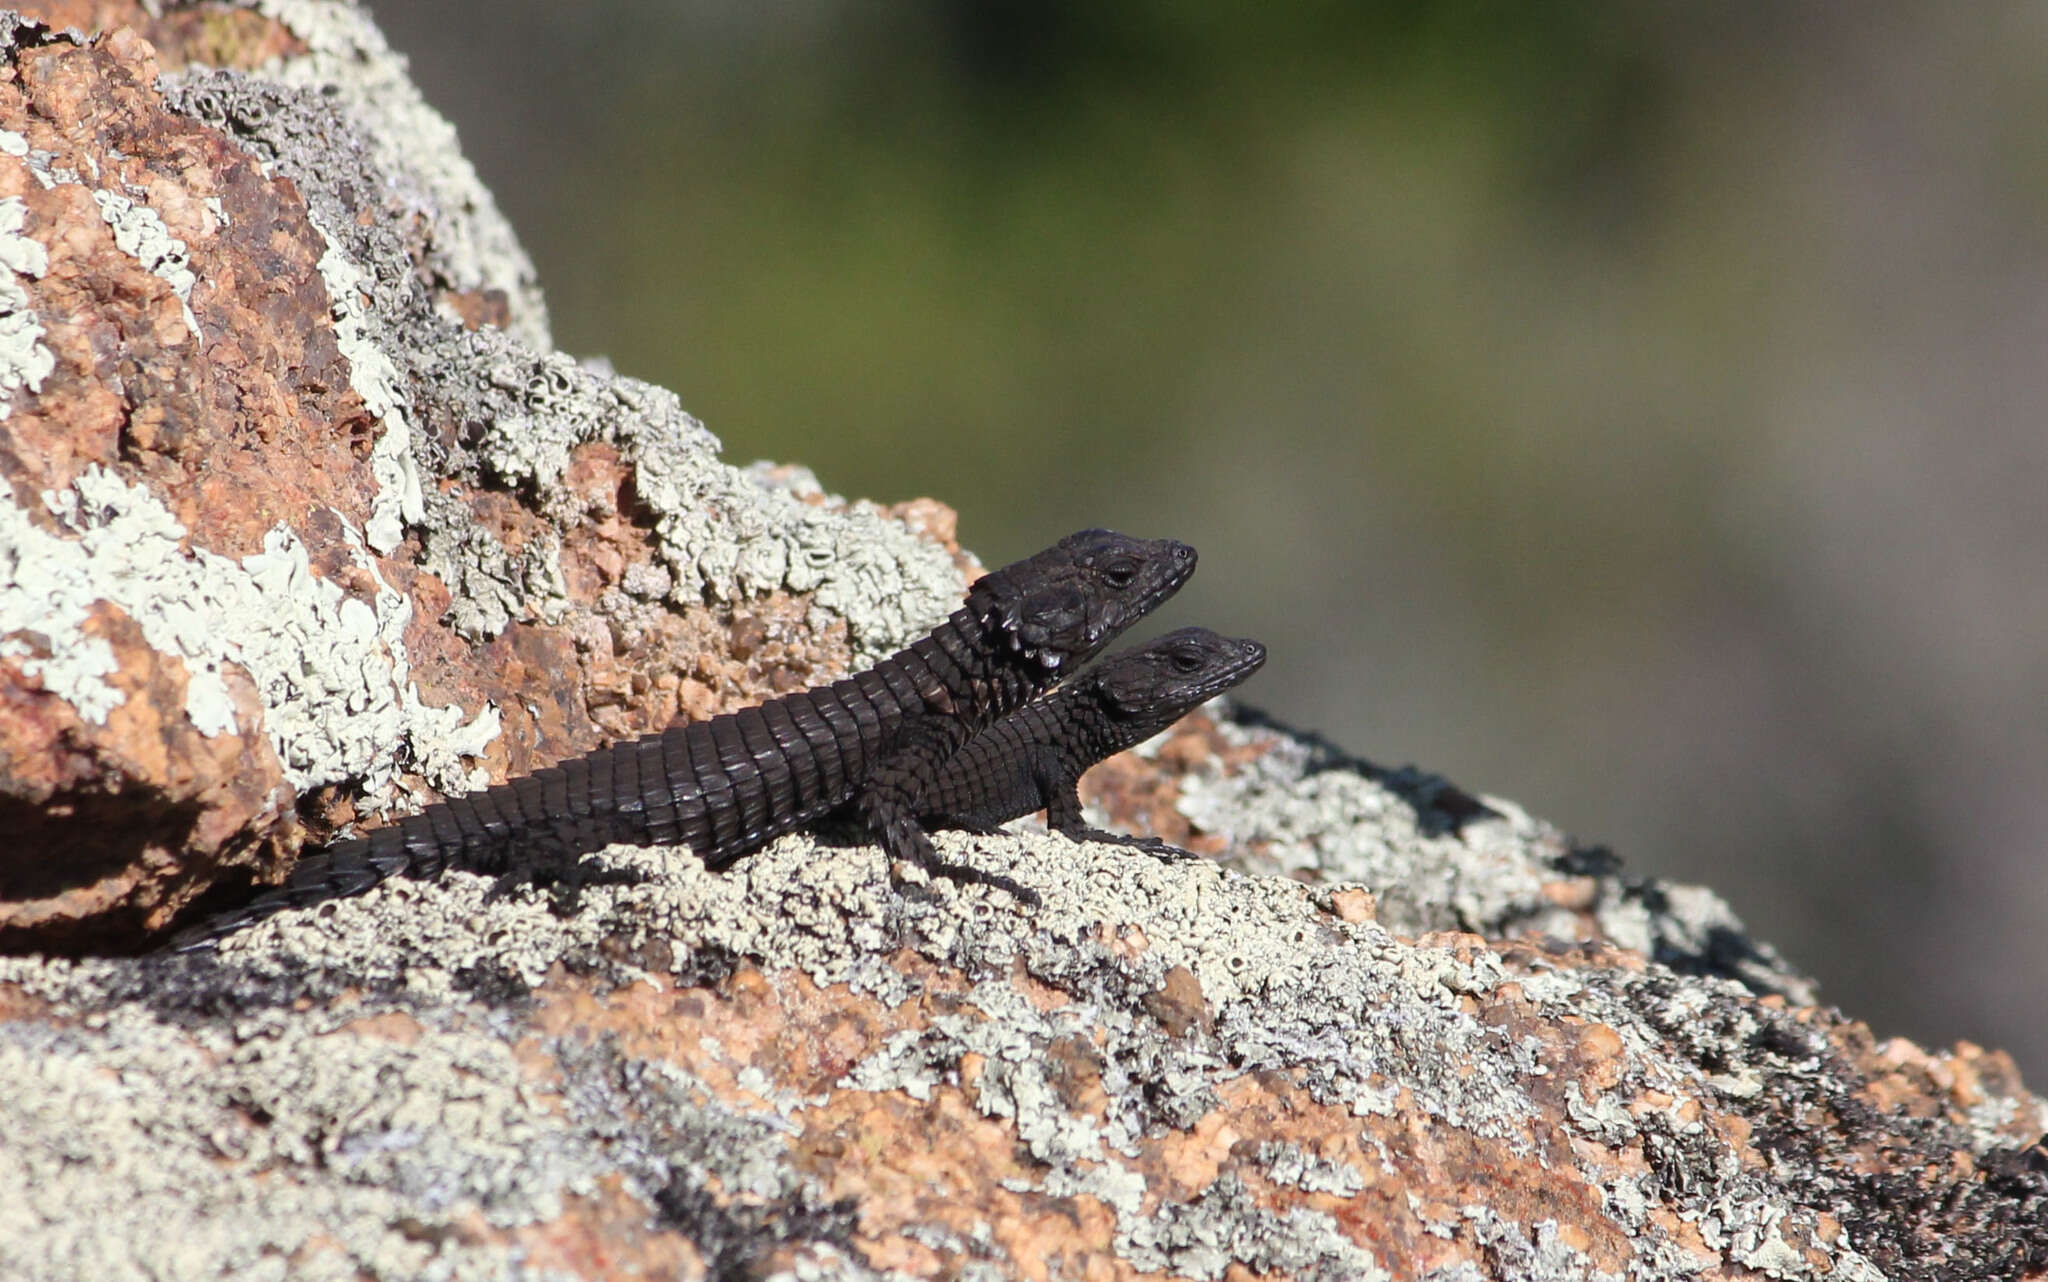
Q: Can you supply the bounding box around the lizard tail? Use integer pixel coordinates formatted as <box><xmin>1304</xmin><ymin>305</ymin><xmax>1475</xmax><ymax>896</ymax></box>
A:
<box><xmin>165</xmin><ymin>826</ymin><xmax>416</xmax><ymax>953</ymax></box>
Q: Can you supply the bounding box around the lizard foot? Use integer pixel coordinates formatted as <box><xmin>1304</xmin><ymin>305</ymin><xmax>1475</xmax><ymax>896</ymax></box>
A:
<box><xmin>918</xmin><ymin>856</ymin><xmax>1042</xmax><ymax>907</ymax></box>
<box><xmin>1059</xmin><ymin>827</ymin><xmax>1203</xmax><ymax>862</ymax></box>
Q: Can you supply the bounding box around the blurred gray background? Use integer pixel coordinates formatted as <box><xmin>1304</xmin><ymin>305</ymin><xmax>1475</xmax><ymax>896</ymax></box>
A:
<box><xmin>368</xmin><ymin>2</ymin><xmax>2047</xmax><ymax>1080</ymax></box>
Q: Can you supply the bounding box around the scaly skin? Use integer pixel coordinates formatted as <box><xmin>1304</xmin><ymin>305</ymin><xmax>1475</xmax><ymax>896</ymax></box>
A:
<box><xmin>916</xmin><ymin>627</ymin><xmax>1265</xmax><ymax>854</ymax></box>
<box><xmin>169</xmin><ymin>530</ymin><xmax>1196</xmax><ymax>950</ymax></box>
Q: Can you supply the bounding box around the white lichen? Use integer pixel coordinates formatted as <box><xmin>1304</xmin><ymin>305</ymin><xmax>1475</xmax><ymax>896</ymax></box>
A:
<box><xmin>308</xmin><ymin>224</ymin><xmax>424</xmax><ymax>556</ymax></box>
<box><xmin>91</xmin><ymin>189</ymin><xmax>201</xmax><ymax>341</ymax></box>
<box><xmin>0</xmin><ymin>467</ymin><xmax>492</xmax><ymax>794</ymax></box>
<box><xmin>0</xmin><ymin>195</ymin><xmax>54</xmax><ymax>419</ymax></box>
<box><xmin>251</xmin><ymin>0</ymin><xmax>550</xmax><ymax>348</ymax></box>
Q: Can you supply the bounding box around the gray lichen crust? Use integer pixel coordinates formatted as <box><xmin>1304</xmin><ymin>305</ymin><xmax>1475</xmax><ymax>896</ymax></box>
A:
<box><xmin>161</xmin><ymin>43</ymin><xmax>965</xmax><ymax>664</ymax></box>
<box><xmin>1178</xmin><ymin>709</ymin><xmax>1822</xmax><ymax>1004</ymax></box>
<box><xmin>242</xmin><ymin>0</ymin><xmax>554</xmax><ymax>350</ymax></box>
<box><xmin>2</xmin><ymin>810</ymin><xmax>2041</xmax><ymax>1281</ymax></box>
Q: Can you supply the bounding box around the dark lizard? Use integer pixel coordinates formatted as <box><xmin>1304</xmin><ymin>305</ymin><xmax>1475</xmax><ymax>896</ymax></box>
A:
<box><xmin>915</xmin><ymin>627</ymin><xmax>1265</xmax><ymax>853</ymax></box>
<box><xmin>169</xmin><ymin>530</ymin><xmax>1196</xmax><ymax>950</ymax></box>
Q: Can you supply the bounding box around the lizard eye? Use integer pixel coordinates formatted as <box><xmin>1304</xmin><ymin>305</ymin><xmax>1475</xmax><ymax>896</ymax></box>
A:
<box><xmin>1171</xmin><ymin>648</ymin><xmax>1204</xmax><ymax>673</ymax></box>
<box><xmin>1101</xmin><ymin>559</ymin><xmax>1138</xmax><ymax>589</ymax></box>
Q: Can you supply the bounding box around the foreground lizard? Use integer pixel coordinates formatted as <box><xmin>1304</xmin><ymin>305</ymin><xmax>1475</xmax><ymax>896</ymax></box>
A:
<box><xmin>170</xmin><ymin>530</ymin><xmax>1195</xmax><ymax>950</ymax></box>
<box><xmin>917</xmin><ymin>627</ymin><xmax>1265</xmax><ymax>853</ymax></box>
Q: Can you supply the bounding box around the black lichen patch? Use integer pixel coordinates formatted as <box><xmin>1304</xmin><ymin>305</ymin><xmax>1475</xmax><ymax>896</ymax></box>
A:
<box><xmin>651</xmin><ymin>1173</ymin><xmax>862</xmax><ymax>1282</ymax></box>
<box><xmin>1748</xmin><ymin>1073</ymin><xmax>2048</xmax><ymax>1280</ymax></box>
<box><xmin>449</xmin><ymin>960</ymin><xmax>536</xmax><ymax>1009</ymax></box>
<box><xmin>669</xmin><ymin>942</ymin><xmax>742</xmax><ymax>991</ymax></box>
<box><xmin>1626</xmin><ymin>971</ymin><xmax>2048</xmax><ymax>1280</ymax></box>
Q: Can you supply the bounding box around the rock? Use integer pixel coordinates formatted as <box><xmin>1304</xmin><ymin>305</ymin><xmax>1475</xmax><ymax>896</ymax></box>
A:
<box><xmin>0</xmin><ymin>3</ymin><xmax>964</xmax><ymax>952</ymax></box>
<box><xmin>0</xmin><ymin>4</ymin><xmax>2041</xmax><ymax>1281</ymax></box>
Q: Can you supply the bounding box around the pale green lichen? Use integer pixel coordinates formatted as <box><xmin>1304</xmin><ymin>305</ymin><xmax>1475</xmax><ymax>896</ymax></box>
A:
<box><xmin>310</xmin><ymin>224</ymin><xmax>425</xmax><ymax>557</ymax></box>
<box><xmin>0</xmin><ymin>193</ymin><xmax>53</xmax><ymax>418</ymax></box>
<box><xmin>0</xmin><ymin>466</ymin><xmax>492</xmax><ymax>793</ymax></box>
<box><xmin>91</xmin><ymin>188</ymin><xmax>201</xmax><ymax>341</ymax></box>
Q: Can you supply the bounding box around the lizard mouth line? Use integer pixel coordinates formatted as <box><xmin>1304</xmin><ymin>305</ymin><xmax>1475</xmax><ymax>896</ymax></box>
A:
<box><xmin>1190</xmin><ymin>648</ymin><xmax>1267</xmax><ymax>700</ymax></box>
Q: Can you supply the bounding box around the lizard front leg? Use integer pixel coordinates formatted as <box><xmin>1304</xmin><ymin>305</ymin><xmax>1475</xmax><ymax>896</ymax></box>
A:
<box><xmin>1044</xmin><ymin>780</ymin><xmax>1199</xmax><ymax>861</ymax></box>
<box><xmin>861</xmin><ymin>752</ymin><xmax>1042</xmax><ymax>904</ymax></box>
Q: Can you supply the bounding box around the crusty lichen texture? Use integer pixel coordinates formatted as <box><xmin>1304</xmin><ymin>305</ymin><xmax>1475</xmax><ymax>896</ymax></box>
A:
<box><xmin>1</xmin><ymin>3</ymin><xmax>2044</xmax><ymax>1280</ymax></box>
<box><xmin>3</xmin><ymin>800</ymin><xmax>2044</xmax><ymax>1280</ymax></box>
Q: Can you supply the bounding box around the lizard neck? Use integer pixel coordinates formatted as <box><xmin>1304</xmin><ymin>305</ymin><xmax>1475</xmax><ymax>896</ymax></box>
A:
<box><xmin>910</xmin><ymin>604</ymin><xmax>1051</xmax><ymax>722</ymax></box>
<box><xmin>1061</xmin><ymin>684</ymin><xmax>1146</xmax><ymax>763</ymax></box>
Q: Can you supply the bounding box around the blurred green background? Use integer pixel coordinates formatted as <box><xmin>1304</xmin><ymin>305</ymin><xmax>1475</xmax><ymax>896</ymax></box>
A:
<box><xmin>371</xmin><ymin>1</ymin><xmax>2048</xmax><ymax>1079</ymax></box>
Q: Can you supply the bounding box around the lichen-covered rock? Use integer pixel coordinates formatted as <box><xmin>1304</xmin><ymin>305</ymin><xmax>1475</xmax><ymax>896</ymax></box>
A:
<box><xmin>0</xmin><ymin>2</ymin><xmax>965</xmax><ymax>952</ymax></box>
<box><xmin>1</xmin><ymin>4</ymin><xmax>2043</xmax><ymax>1281</ymax></box>
<box><xmin>3</xmin><ymin>816</ymin><xmax>2044</xmax><ymax>1281</ymax></box>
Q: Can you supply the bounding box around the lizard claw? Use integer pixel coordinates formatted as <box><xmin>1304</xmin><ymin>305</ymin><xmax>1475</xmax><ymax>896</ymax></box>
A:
<box><xmin>923</xmin><ymin>856</ymin><xmax>1041</xmax><ymax>906</ymax></box>
<box><xmin>1057</xmin><ymin>826</ymin><xmax>1200</xmax><ymax>862</ymax></box>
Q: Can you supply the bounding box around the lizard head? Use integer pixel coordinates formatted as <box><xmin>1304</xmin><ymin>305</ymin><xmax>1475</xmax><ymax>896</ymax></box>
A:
<box><xmin>969</xmin><ymin>530</ymin><xmax>1197</xmax><ymax>676</ymax></box>
<box><xmin>1092</xmin><ymin>628</ymin><xmax>1267</xmax><ymax>732</ymax></box>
